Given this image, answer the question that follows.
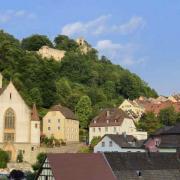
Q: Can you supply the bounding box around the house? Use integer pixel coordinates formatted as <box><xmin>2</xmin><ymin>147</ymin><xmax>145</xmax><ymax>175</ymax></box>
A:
<box><xmin>119</xmin><ymin>99</ymin><xmax>145</xmax><ymax>121</ymax></box>
<box><xmin>94</xmin><ymin>134</ymin><xmax>145</xmax><ymax>153</ymax></box>
<box><xmin>0</xmin><ymin>73</ymin><xmax>40</xmax><ymax>162</ymax></box>
<box><xmin>145</xmin><ymin>123</ymin><xmax>180</xmax><ymax>152</ymax></box>
<box><xmin>37</xmin><ymin>46</ymin><xmax>66</xmax><ymax>61</ymax></box>
<box><xmin>105</xmin><ymin>152</ymin><xmax>180</xmax><ymax>180</ymax></box>
<box><xmin>35</xmin><ymin>153</ymin><xmax>116</xmax><ymax>180</ymax></box>
<box><xmin>89</xmin><ymin>108</ymin><xmax>147</xmax><ymax>143</ymax></box>
<box><xmin>43</xmin><ymin>105</ymin><xmax>79</xmax><ymax>142</ymax></box>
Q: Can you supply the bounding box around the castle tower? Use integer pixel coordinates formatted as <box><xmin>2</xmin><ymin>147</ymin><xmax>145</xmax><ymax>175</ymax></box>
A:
<box><xmin>31</xmin><ymin>103</ymin><xmax>40</xmax><ymax>145</ymax></box>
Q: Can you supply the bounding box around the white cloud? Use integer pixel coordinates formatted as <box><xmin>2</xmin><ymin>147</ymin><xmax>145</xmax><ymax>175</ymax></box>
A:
<box><xmin>0</xmin><ymin>10</ymin><xmax>36</xmax><ymax>23</ymax></box>
<box><xmin>61</xmin><ymin>15</ymin><xmax>111</xmax><ymax>36</ymax></box>
<box><xmin>95</xmin><ymin>40</ymin><xmax>146</xmax><ymax>66</ymax></box>
<box><xmin>61</xmin><ymin>15</ymin><xmax>145</xmax><ymax>36</ymax></box>
<box><xmin>112</xmin><ymin>16</ymin><xmax>145</xmax><ymax>35</ymax></box>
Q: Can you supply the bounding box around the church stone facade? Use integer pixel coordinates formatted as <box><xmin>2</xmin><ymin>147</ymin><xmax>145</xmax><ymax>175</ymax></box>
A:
<box><xmin>0</xmin><ymin>74</ymin><xmax>40</xmax><ymax>162</ymax></box>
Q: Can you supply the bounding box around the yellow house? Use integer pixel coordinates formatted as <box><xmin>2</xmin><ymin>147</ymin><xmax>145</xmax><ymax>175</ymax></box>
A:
<box><xmin>119</xmin><ymin>100</ymin><xmax>145</xmax><ymax>122</ymax></box>
<box><xmin>43</xmin><ymin>105</ymin><xmax>79</xmax><ymax>142</ymax></box>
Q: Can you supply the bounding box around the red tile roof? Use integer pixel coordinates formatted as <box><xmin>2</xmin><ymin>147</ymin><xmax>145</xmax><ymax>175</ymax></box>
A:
<box><xmin>47</xmin><ymin>153</ymin><xmax>116</xmax><ymax>180</ymax></box>
<box><xmin>31</xmin><ymin>103</ymin><xmax>39</xmax><ymax>121</ymax></box>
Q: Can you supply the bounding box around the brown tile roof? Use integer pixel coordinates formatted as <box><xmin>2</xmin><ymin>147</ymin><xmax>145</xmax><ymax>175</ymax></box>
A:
<box><xmin>105</xmin><ymin>134</ymin><xmax>143</xmax><ymax>148</ymax></box>
<box><xmin>47</xmin><ymin>153</ymin><xmax>116</xmax><ymax>180</ymax></box>
<box><xmin>50</xmin><ymin>104</ymin><xmax>77</xmax><ymax>120</ymax></box>
<box><xmin>31</xmin><ymin>103</ymin><xmax>39</xmax><ymax>121</ymax></box>
<box><xmin>90</xmin><ymin>108</ymin><xmax>130</xmax><ymax>127</ymax></box>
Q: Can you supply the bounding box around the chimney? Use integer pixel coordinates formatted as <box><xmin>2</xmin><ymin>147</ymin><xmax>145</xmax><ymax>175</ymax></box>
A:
<box><xmin>0</xmin><ymin>73</ymin><xmax>2</xmax><ymax>88</ymax></box>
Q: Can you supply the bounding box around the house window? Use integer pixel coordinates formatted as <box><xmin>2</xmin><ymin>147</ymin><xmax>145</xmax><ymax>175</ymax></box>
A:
<box><xmin>48</xmin><ymin>119</ymin><xmax>51</xmax><ymax>123</ymax></box>
<box><xmin>102</xmin><ymin>142</ymin><xmax>105</xmax><ymax>147</ymax></box>
<box><xmin>58</xmin><ymin>126</ymin><xmax>60</xmax><ymax>130</ymax></box>
<box><xmin>5</xmin><ymin>108</ymin><xmax>15</xmax><ymax>129</ymax></box>
<box><xmin>106</xmin><ymin>120</ymin><xmax>109</xmax><ymax>124</ymax></box>
<box><xmin>58</xmin><ymin>119</ymin><xmax>60</xmax><ymax>123</ymax></box>
<box><xmin>93</xmin><ymin>128</ymin><xmax>95</xmax><ymax>132</ymax></box>
<box><xmin>99</xmin><ymin>128</ymin><xmax>101</xmax><ymax>132</ymax></box>
<box><xmin>114</xmin><ymin>127</ymin><xmax>116</xmax><ymax>132</ymax></box>
<box><xmin>48</xmin><ymin>127</ymin><xmax>51</xmax><ymax>131</ymax></box>
<box><xmin>105</xmin><ymin>127</ymin><xmax>108</xmax><ymax>132</ymax></box>
<box><xmin>109</xmin><ymin>141</ymin><xmax>113</xmax><ymax>147</ymax></box>
<box><xmin>115</xmin><ymin>120</ymin><xmax>117</xmax><ymax>123</ymax></box>
<box><xmin>4</xmin><ymin>133</ymin><xmax>14</xmax><ymax>142</ymax></box>
<box><xmin>35</xmin><ymin>123</ymin><xmax>38</xmax><ymax>128</ymax></box>
<box><xmin>31</xmin><ymin>147</ymin><xmax>34</xmax><ymax>151</ymax></box>
<box><xmin>10</xmin><ymin>93</ymin><xmax>12</xmax><ymax>99</ymax></box>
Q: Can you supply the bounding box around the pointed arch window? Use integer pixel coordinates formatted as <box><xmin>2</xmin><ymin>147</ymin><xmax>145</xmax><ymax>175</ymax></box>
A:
<box><xmin>5</xmin><ymin>108</ymin><xmax>15</xmax><ymax>129</ymax></box>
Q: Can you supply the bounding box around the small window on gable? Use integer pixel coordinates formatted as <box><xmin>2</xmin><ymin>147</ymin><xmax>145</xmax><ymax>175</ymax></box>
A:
<box><xmin>58</xmin><ymin>126</ymin><xmax>60</xmax><ymax>130</ymax></box>
<box><xmin>35</xmin><ymin>123</ymin><xmax>38</xmax><ymax>128</ymax></box>
<box><xmin>109</xmin><ymin>141</ymin><xmax>113</xmax><ymax>147</ymax></box>
<box><xmin>58</xmin><ymin>119</ymin><xmax>60</xmax><ymax>123</ymax></box>
<box><xmin>10</xmin><ymin>93</ymin><xmax>12</xmax><ymax>100</ymax></box>
<box><xmin>48</xmin><ymin>119</ymin><xmax>51</xmax><ymax>123</ymax></box>
<box><xmin>48</xmin><ymin>127</ymin><xmax>51</xmax><ymax>131</ymax></box>
<box><xmin>102</xmin><ymin>142</ymin><xmax>105</xmax><ymax>147</ymax></box>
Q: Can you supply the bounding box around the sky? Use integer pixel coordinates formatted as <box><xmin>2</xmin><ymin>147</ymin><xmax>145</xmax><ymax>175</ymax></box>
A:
<box><xmin>0</xmin><ymin>0</ymin><xmax>180</xmax><ymax>95</ymax></box>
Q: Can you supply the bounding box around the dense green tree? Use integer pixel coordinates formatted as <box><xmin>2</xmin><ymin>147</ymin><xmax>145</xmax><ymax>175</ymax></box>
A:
<box><xmin>138</xmin><ymin>112</ymin><xmax>162</xmax><ymax>134</ymax></box>
<box><xmin>55</xmin><ymin>78</ymin><xmax>72</xmax><ymax>105</ymax></box>
<box><xmin>0</xmin><ymin>30</ymin><xmax>158</xmax><ymax>129</ymax></box>
<box><xmin>75</xmin><ymin>96</ymin><xmax>92</xmax><ymax>128</ymax></box>
<box><xmin>29</xmin><ymin>87</ymin><xmax>43</xmax><ymax>107</ymax></box>
<box><xmin>158</xmin><ymin>106</ymin><xmax>177</xmax><ymax>126</ymax></box>
<box><xmin>54</xmin><ymin>35</ymin><xmax>78</xmax><ymax>51</ymax></box>
<box><xmin>21</xmin><ymin>34</ymin><xmax>53</xmax><ymax>51</ymax></box>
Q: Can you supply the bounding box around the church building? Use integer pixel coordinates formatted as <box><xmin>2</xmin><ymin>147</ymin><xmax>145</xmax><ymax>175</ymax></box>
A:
<box><xmin>0</xmin><ymin>73</ymin><xmax>40</xmax><ymax>162</ymax></box>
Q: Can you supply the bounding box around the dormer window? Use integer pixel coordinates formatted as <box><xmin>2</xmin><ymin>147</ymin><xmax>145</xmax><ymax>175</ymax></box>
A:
<box><xmin>94</xmin><ymin>120</ymin><xmax>96</xmax><ymax>124</ymax></box>
<box><xmin>106</xmin><ymin>120</ymin><xmax>109</xmax><ymax>124</ymax></box>
<box><xmin>115</xmin><ymin>120</ymin><xmax>117</xmax><ymax>123</ymax></box>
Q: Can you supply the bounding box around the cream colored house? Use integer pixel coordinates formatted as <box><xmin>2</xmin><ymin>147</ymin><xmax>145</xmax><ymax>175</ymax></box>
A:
<box><xmin>89</xmin><ymin>108</ymin><xmax>147</xmax><ymax>143</ymax></box>
<box><xmin>43</xmin><ymin>105</ymin><xmax>79</xmax><ymax>142</ymax></box>
<box><xmin>37</xmin><ymin>46</ymin><xmax>66</xmax><ymax>61</ymax></box>
<box><xmin>0</xmin><ymin>74</ymin><xmax>40</xmax><ymax>162</ymax></box>
<box><xmin>119</xmin><ymin>100</ymin><xmax>144</xmax><ymax>121</ymax></box>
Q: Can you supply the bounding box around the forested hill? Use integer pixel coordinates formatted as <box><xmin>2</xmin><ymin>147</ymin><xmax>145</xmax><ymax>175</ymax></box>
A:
<box><xmin>0</xmin><ymin>30</ymin><xmax>157</xmax><ymax>118</ymax></box>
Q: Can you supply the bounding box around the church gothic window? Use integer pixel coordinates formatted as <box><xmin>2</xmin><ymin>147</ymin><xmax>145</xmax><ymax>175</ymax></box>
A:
<box><xmin>5</xmin><ymin>108</ymin><xmax>15</xmax><ymax>129</ymax></box>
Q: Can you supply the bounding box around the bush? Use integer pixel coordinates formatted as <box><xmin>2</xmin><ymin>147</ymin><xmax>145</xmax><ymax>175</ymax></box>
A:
<box><xmin>78</xmin><ymin>146</ymin><xmax>91</xmax><ymax>153</ymax></box>
<box><xmin>16</xmin><ymin>150</ymin><xmax>23</xmax><ymax>163</ymax></box>
<box><xmin>89</xmin><ymin>137</ymin><xmax>101</xmax><ymax>150</ymax></box>
<box><xmin>0</xmin><ymin>149</ymin><xmax>9</xmax><ymax>168</ymax></box>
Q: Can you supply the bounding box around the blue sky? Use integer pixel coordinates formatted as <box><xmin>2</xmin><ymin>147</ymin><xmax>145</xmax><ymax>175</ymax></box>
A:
<box><xmin>0</xmin><ymin>0</ymin><xmax>180</xmax><ymax>95</ymax></box>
